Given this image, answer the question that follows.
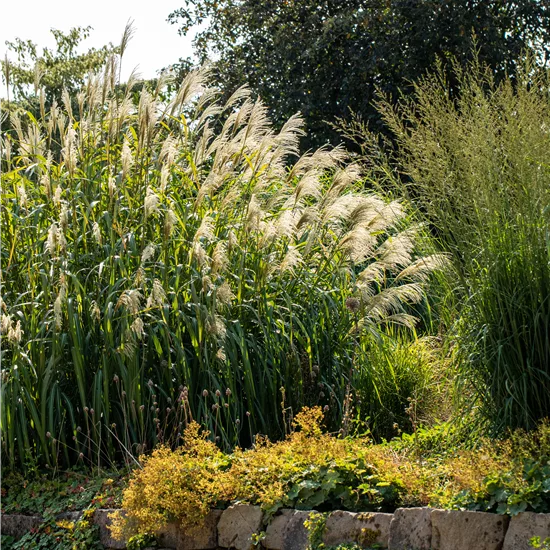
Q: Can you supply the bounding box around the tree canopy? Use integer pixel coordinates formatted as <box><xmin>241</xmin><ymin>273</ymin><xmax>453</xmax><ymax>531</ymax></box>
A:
<box><xmin>2</xmin><ymin>26</ymin><xmax>119</xmax><ymax>108</ymax></box>
<box><xmin>168</xmin><ymin>0</ymin><xmax>550</xmax><ymax>148</ymax></box>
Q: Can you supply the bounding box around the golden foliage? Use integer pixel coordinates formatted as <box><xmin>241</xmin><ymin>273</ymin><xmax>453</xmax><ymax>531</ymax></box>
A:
<box><xmin>113</xmin><ymin>409</ymin><xmax>550</xmax><ymax>541</ymax></box>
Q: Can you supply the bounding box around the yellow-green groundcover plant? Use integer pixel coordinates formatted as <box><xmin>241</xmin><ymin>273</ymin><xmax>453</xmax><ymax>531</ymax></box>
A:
<box><xmin>112</xmin><ymin>407</ymin><xmax>550</xmax><ymax>541</ymax></box>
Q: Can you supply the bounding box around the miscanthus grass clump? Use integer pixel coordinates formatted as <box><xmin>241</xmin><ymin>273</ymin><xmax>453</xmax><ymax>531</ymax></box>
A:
<box><xmin>1</xmin><ymin>59</ymin><xmax>444</xmax><ymax>471</ymax></box>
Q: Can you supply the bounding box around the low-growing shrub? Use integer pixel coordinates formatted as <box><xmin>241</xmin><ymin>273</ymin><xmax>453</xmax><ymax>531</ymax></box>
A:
<box><xmin>113</xmin><ymin>407</ymin><xmax>550</xmax><ymax>541</ymax></box>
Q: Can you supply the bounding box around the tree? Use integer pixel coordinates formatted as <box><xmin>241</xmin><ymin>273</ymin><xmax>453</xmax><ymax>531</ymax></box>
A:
<box><xmin>168</xmin><ymin>0</ymin><xmax>550</xmax><ymax>148</ymax></box>
<box><xmin>1</xmin><ymin>26</ymin><xmax>120</xmax><ymax>112</ymax></box>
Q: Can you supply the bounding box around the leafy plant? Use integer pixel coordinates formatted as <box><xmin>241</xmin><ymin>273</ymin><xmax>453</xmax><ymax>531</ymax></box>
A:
<box><xmin>304</xmin><ymin>511</ymin><xmax>327</xmax><ymax>550</ymax></box>
<box><xmin>3</xmin><ymin>510</ymin><xmax>103</xmax><ymax>550</ymax></box>
<box><xmin>1</xmin><ymin>472</ymin><xmax>122</xmax><ymax>515</ymax></box>
<box><xmin>531</xmin><ymin>537</ymin><xmax>550</xmax><ymax>549</ymax></box>
<box><xmin>113</xmin><ymin>408</ymin><xmax>550</xmax><ymax>542</ymax></box>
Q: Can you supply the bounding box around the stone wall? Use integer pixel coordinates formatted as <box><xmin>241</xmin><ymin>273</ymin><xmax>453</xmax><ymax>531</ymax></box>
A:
<box><xmin>2</xmin><ymin>505</ymin><xmax>550</xmax><ymax>550</ymax></box>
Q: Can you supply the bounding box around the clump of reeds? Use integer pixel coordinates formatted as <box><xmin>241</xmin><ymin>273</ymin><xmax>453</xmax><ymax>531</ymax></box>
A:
<box><xmin>0</xmin><ymin>49</ymin><xmax>443</xmax><ymax>470</ymax></box>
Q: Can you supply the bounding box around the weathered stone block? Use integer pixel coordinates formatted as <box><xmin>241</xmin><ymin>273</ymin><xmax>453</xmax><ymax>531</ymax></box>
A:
<box><xmin>263</xmin><ymin>509</ymin><xmax>310</xmax><ymax>550</ymax></box>
<box><xmin>264</xmin><ymin>509</ymin><xmax>294</xmax><ymax>550</ymax></box>
<box><xmin>157</xmin><ymin>510</ymin><xmax>222</xmax><ymax>550</ymax></box>
<box><xmin>323</xmin><ymin>510</ymin><xmax>392</xmax><ymax>548</ymax></box>
<box><xmin>94</xmin><ymin>508</ymin><xmax>127</xmax><ymax>549</ymax></box>
<box><xmin>0</xmin><ymin>514</ymin><xmax>43</xmax><ymax>539</ymax></box>
<box><xmin>388</xmin><ymin>507</ymin><xmax>433</xmax><ymax>550</ymax></box>
<box><xmin>503</xmin><ymin>512</ymin><xmax>550</xmax><ymax>550</ymax></box>
<box><xmin>431</xmin><ymin>509</ymin><xmax>509</xmax><ymax>550</ymax></box>
<box><xmin>218</xmin><ymin>504</ymin><xmax>263</xmax><ymax>550</ymax></box>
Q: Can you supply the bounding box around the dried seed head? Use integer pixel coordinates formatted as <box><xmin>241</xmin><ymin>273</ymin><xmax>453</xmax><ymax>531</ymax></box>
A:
<box><xmin>89</xmin><ymin>301</ymin><xmax>101</xmax><ymax>323</ymax></box>
<box><xmin>53</xmin><ymin>186</ymin><xmax>62</xmax><ymax>206</ymax></box>
<box><xmin>144</xmin><ymin>187</ymin><xmax>160</xmax><ymax>218</ymax></box>
<box><xmin>131</xmin><ymin>317</ymin><xmax>145</xmax><ymax>339</ymax></box>
<box><xmin>7</xmin><ymin>320</ymin><xmax>23</xmax><ymax>344</ymax></box>
<box><xmin>108</xmin><ymin>175</ymin><xmax>117</xmax><ymax>199</ymax></box>
<box><xmin>17</xmin><ymin>185</ymin><xmax>28</xmax><ymax>208</ymax></box>
<box><xmin>345</xmin><ymin>297</ymin><xmax>361</xmax><ymax>314</ymax></box>
<box><xmin>141</xmin><ymin>243</ymin><xmax>156</xmax><ymax>264</ymax></box>
<box><xmin>59</xmin><ymin>203</ymin><xmax>69</xmax><ymax>232</ymax></box>
<box><xmin>121</xmin><ymin>139</ymin><xmax>133</xmax><ymax>180</ymax></box>
<box><xmin>146</xmin><ymin>279</ymin><xmax>166</xmax><ymax>309</ymax></box>
<box><xmin>117</xmin><ymin>289</ymin><xmax>143</xmax><ymax>315</ymax></box>
<box><xmin>216</xmin><ymin>281</ymin><xmax>235</xmax><ymax>308</ymax></box>
<box><xmin>164</xmin><ymin>208</ymin><xmax>177</xmax><ymax>240</ymax></box>
<box><xmin>1</xmin><ymin>314</ymin><xmax>12</xmax><ymax>335</ymax></box>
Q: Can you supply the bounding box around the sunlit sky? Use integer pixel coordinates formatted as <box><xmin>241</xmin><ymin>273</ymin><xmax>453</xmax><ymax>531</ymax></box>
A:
<box><xmin>0</xmin><ymin>0</ymin><xmax>198</xmax><ymax>97</ymax></box>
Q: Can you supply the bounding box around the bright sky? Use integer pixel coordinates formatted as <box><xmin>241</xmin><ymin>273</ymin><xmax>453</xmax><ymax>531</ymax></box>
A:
<box><xmin>0</xmin><ymin>0</ymin><xmax>197</xmax><ymax>96</ymax></box>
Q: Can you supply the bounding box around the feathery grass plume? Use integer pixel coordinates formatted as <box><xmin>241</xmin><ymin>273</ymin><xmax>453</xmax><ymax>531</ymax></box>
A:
<box><xmin>54</xmin><ymin>276</ymin><xmax>68</xmax><ymax>330</ymax></box>
<box><xmin>45</xmin><ymin>223</ymin><xmax>60</xmax><ymax>255</ymax></box>
<box><xmin>141</xmin><ymin>244</ymin><xmax>156</xmax><ymax>264</ymax></box>
<box><xmin>16</xmin><ymin>185</ymin><xmax>27</xmax><ymax>209</ymax></box>
<box><xmin>7</xmin><ymin>320</ymin><xmax>23</xmax><ymax>345</ymax></box>
<box><xmin>279</xmin><ymin>246</ymin><xmax>302</xmax><ymax>274</ymax></box>
<box><xmin>119</xmin><ymin>19</ymin><xmax>135</xmax><ymax>60</ymax></box>
<box><xmin>163</xmin><ymin>207</ymin><xmax>177</xmax><ymax>240</ymax></box>
<box><xmin>138</xmin><ymin>90</ymin><xmax>158</xmax><ymax>145</ymax></box>
<box><xmin>0</xmin><ymin>314</ymin><xmax>12</xmax><ymax>337</ymax></box>
<box><xmin>117</xmin><ymin>290</ymin><xmax>143</xmax><ymax>315</ymax></box>
<box><xmin>211</xmin><ymin>242</ymin><xmax>228</xmax><ymax>275</ymax></box>
<box><xmin>169</xmin><ymin>67</ymin><xmax>208</xmax><ymax>117</ymax></box>
<box><xmin>121</xmin><ymin>139</ymin><xmax>133</xmax><ymax>180</ymax></box>
<box><xmin>62</xmin><ymin>87</ymin><xmax>73</xmax><ymax>121</ymax></box>
<box><xmin>10</xmin><ymin>112</ymin><xmax>24</xmax><ymax>143</ymax></box>
<box><xmin>92</xmin><ymin>222</ymin><xmax>102</xmax><ymax>245</ymax></box>
<box><xmin>2</xmin><ymin>53</ymin><xmax>11</xmax><ymax>94</ymax></box>
<box><xmin>215</xmin><ymin>281</ymin><xmax>234</xmax><ymax>308</ymax></box>
<box><xmin>147</xmin><ymin>280</ymin><xmax>167</xmax><ymax>309</ymax></box>
<box><xmin>131</xmin><ymin>317</ymin><xmax>145</xmax><ymax>340</ymax></box>
<box><xmin>206</xmin><ymin>314</ymin><xmax>226</xmax><ymax>340</ymax></box>
<box><xmin>0</xmin><ymin>64</ymin><xmax>444</xmax><ymax>471</ymax></box>
<box><xmin>62</xmin><ymin>127</ymin><xmax>78</xmax><ymax>176</ymax></box>
<box><xmin>144</xmin><ymin>187</ymin><xmax>160</xmax><ymax>218</ymax></box>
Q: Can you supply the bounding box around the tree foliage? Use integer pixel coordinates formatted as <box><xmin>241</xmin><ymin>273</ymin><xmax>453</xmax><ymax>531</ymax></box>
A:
<box><xmin>168</xmin><ymin>0</ymin><xmax>550</xmax><ymax>148</ymax></box>
<box><xmin>3</xmin><ymin>26</ymin><xmax>117</xmax><ymax>99</ymax></box>
<box><xmin>1</xmin><ymin>26</ymin><xmax>118</xmax><ymax>108</ymax></box>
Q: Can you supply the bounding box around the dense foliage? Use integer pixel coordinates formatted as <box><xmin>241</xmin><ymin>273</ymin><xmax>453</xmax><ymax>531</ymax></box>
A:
<box><xmin>168</xmin><ymin>0</ymin><xmax>550</xmax><ymax>147</ymax></box>
<box><xmin>3</xmin><ymin>18</ymin><xmax>550</xmax><ymax>548</ymax></box>
<box><xmin>0</xmin><ymin>60</ymin><xmax>444</xmax><ymax>471</ymax></box>
<box><xmin>343</xmin><ymin>59</ymin><xmax>550</xmax><ymax>431</ymax></box>
<box><xmin>1</xmin><ymin>473</ymin><xmax>123</xmax><ymax>549</ymax></box>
